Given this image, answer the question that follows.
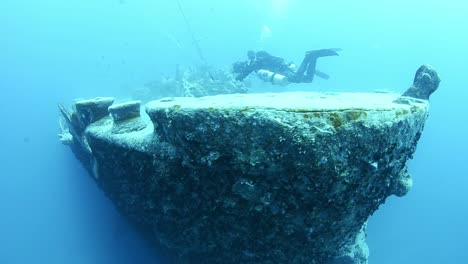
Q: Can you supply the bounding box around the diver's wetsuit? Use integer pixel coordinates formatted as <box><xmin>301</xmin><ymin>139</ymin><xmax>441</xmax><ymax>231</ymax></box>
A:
<box><xmin>233</xmin><ymin>49</ymin><xmax>340</xmax><ymax>84</ymax></box>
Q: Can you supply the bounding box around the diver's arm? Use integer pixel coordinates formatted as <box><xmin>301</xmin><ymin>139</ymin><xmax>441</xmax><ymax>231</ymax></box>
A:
<box><xmin>236</xmin><ymin>71</ymin><xmax>251</xmax><ymax>81</ymax></box>
<box><xmin>236</xmin><ymin>60</ymin><xmax>260</xmax><ymax>81</ymax></box>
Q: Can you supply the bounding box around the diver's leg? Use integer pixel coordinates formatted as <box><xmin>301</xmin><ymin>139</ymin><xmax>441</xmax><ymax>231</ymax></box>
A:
<box><xmin>288</xmin><ymin>73</ymin><xmax>301</xmax><ymax>83</ymax></box>
<box><xmin>294</xmin><ymin>54</ymin><xmax>312</xmax><ymax>81</ymax></box>
<box><xmin>300</xmin><ymin>48</ymin><xmax>341</xmax><ymax>83</ymax></box>
<box><xmin>294</xmin><ymin>53</ymin><xmax>319</xmax><ymax>83</ymax></box>
<box><xmin>314</xmin><ymin>69</ymin><xmax>330</xmax><ymax>80</ymax></box>
<box><xmin>302</xmin><ymin>57</ymin><xmax>318</xmax><ymax>83</ymax></box>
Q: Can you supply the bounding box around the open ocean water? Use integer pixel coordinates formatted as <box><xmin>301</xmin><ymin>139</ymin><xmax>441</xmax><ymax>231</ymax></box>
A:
<box><xmin>1</xmin><ymin>1</ymin><xmax>467</xmax><ymax>263</ymax></box>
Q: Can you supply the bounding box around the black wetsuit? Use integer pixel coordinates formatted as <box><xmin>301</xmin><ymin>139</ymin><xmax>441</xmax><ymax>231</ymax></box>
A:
<box><xmin>235</xmin><ymin>51</ymin><xmax>295</xmax><ymax>81</ymax></box>
<box><xmin>234</xmin><ymin>49</ymin><xmax>339</xmax><ymax>84</ymax></box>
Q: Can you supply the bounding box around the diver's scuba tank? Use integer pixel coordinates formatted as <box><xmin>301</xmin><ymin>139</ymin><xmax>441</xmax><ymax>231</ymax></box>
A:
<box><xmin>256</xmin><ymin>69</ymin><xmax>289</xmax><ymax>86</ymax></box>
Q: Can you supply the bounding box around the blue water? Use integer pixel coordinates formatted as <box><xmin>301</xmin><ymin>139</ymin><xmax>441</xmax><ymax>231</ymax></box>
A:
<box><xmin>1</xmin><ymin>1</ymin><xmax>467</xmax><ymax>263</ymax></box>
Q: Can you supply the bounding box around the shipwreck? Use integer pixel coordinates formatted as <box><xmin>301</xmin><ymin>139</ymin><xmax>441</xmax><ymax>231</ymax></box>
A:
<box><xmin>59</xmin><ymin>65</ymin><xmax>440</xmax><ymax>264</ymax></box>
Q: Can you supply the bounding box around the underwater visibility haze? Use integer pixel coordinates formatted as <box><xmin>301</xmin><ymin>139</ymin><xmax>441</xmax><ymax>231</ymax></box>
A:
<box><xmin>1</xmin><ymin>0</ymin><xmax>467</xmax><ymax>263</ymax></box>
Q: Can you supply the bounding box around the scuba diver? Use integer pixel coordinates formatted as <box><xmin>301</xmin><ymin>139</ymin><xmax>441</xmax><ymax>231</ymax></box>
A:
<box><xmin>232</xmin><ymin>48</ymin><xmax>341</xmax><ymax>86</ymax></box>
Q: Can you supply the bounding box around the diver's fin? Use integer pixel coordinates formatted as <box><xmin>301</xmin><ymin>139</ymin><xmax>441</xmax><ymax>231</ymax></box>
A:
<box><xmin>306</xmin><ymin>48</ymin><xmax>341</xmax><ymax>58</ymax></box>
<box><xmin>314</xmin><ymin>69</ymin><xmax>330</xmax><ymax>80</ymax></box>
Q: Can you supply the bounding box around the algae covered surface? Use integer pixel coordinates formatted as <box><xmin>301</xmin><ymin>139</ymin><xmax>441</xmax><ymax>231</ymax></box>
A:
<box><xmin>62</xmin><ymin>91</ymin><xmax>430</xmax><ymax>263</ymax></box>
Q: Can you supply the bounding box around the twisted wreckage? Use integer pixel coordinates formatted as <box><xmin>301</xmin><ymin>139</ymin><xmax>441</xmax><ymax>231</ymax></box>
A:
<box><xmin>59</xmin><ymin>65</ymin><xmax>440</xmax><ymax>263</ymax></box>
